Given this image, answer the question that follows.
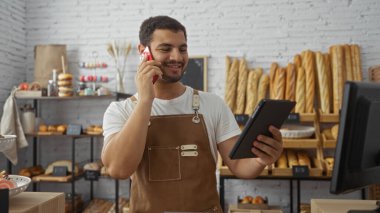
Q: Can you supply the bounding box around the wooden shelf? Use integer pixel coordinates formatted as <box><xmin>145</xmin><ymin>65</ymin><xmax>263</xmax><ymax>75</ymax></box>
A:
<box><xmin>318</xmin><ymin>110</ymin><xmax>339</xmax><ymax>123</ymax></box>
<box><xmin>283</xmin><ymin>138</ymin><xmax>319</xmax><ymax>148</ymax></box>
<box><xmin>321</xmin><ymin>133</ymin><xmax>336</xmax><ymax>148</ymax></box>
<box><xmin>25</xmin><ymin>133</ymin><xmax>103</xmax><ymax>138</ymax></box>
<box><xmin>299</xmin><ymin>112</ymin><xmax>316</xmax><ymax>122</ymax></box>
<box><xmin>32</xmin><ymin>171</ymin><xmax>84</xmax><ymax>183</ymax></box>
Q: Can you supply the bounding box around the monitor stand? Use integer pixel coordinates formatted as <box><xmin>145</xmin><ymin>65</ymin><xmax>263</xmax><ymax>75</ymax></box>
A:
<box><xmin>349</xmin><ymin>201</ymin><xmax>380</xmax><ymax>213</ymax></box>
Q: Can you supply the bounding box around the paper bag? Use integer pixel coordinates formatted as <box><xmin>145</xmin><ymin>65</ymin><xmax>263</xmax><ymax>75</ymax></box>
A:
<box><xmin>34</xmin><ymin>44</ymin><xmax>68</xmax><ymax>87</ymax></box>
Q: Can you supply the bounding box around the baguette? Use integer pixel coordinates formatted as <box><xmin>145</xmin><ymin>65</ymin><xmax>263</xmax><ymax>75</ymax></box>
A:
<box><xmin>304</xmin><ymin>51</ymin><xmax>315</xmax><ymax>113</ymax></box>
<box><xmin>343</xmin><ymin>45</ymin><xmax>353</xmax><ymax>81</ymax></box>
<box><xmin>225</xmin><ymin>58</ymin><xmax>239</xmax><ymax>111</ymax></box>
<box><xmin>245</xmin><ymin>70</ymin><xmax>260</xmax><ymax>115</ymax></box>
<box><xmin>294</xmin><ymin>54</ymin><xmax>302</xmax><ymax>69</ymax></box>
<box><xmin>331</xmin><ymin>45</ymin><xmax>345</xmax><ymax>113</ymax></box>
<box><xmin>269</xmin><ymin>63</ymin><xmax>278</xmax><ymax>99</ymax></box>
<box><xmin>235</xmin><ymin>58</ymin><xmax>248</xmax><ymax>114</ymax></box>
<box><xmin>316</xmin><ymin>52</ymin><xmax>330</xmax><ymax>114</ymax></box>
<box><xmin>285</xmin><ymin>63</ymin><xmax>296</xmax><ymax>101</ymax></box>
<box><xmin>323</xmin><ymin>53</ymin><xmax>333</xmax><ymax>113</ymax></box>
<box><xmin>274</xmin><ymin>67</ymin><xmax>286</xmax><ymax>100</ymax></box>
<box><xmin>257</xmin><ymin>74</ymin><xmax>269</xmax><ymax>104</ymax></box>
<box><xmin>295</xmin><ymin>67</ymin><xmax>306</xmax><ymax>113</ymax></box>
<box><xmin>351</xmin><ymin>44</ymin><xmax>362</xmax><ymax>81</ymax></box>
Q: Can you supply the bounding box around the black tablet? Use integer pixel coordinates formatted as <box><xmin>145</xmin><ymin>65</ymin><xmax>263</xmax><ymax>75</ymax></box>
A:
<box><xmin>229</xmin><ymin>99</ymin><xmax>296</xmax><ymax>159</ymax></box>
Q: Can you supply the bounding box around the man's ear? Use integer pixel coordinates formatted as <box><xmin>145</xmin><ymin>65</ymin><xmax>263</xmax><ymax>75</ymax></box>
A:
<box><xmin>137</xmin><ymin>44</ymin><xmax>146</xmax><ymax>54</ymax></box>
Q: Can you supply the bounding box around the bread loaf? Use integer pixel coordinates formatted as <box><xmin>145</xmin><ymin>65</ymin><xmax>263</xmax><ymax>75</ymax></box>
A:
<box><xmin>287</xmin><ymin>150</ymin><xmax>298</xmax><ymax>168</ymax></box>
<box><xmin>316</xmin><ymin>52</ymin><xmax>330</xmax><ymax>114</ymax></box>
<box><xmin>269</xmin><ymin>63</ymin><xmax>278</xmax><ymax>99</ymax></box>
<box><xmin>277</xmin><ymin>151</ymin><xmax>288</xmax><ymax>168</ymax></box>
<box><xmin>45</xmin><ymin>160</ymin><xmax>79</xmax><ymax>175</ymax></box>
<box><xmin>285</xmin><ymin>63</ymin><xmax>296</xmax><ymax>101</ymax></box>
<box><xmin>245</xmin><ymin>69</ymin><xmax>260</xmax><ymax>115</ymax></box>
<box><xmin>322</xmin><ymin>128</ymin><xmax>333</xmax><ymax>140</ymax></box>
<box><xmin>351</xmin><ymin>44</ymin><xmax>362</xmax><ymax>81</ymax></box>
<box><xmin>344</xmin><ymin>45</ymin><xmax>353</xmax><ymax>81</ymax></box>
<box><xmin>331</xmin><ymin>45</ymin><xmax>345</xmax><ymax>113</ymax></box>
<box><xmin>257</xmin><ymin>74</ymin><xmax>269</xmax><ymax>104</ymax></box>
<box><xmin>331</xmin><ymin>124</ymin><xmax>339</xmax><ymax>140</ymax></box>
<box><xmin>323</xmin><ymin>53</ymin><xmax>334</xmax><ymax>113</ymax></box>
<box><xmin>297</xmin><ymin>151</ymin><xmax>311</xmax><ymax>169</ymax></box>
<box><xmin>235</xmin><ymin>58</ymin><xmax>248</xmax><ymax>114</ymax></box>
<box><xmin>274</xmin><ymin>67</ymin><xmax>286</xmax><ymax>100</ymax></box>
<box><xmin>295</xmin><ymin>67</ymin><xmax>306</xmax><ymax>113</ymax></box>
<box><xmin>294</xmin><ymin>54</ymin><xmax>302</xmax><ymax>69</ymax></box>
<box><xmin>225</xmin><ymin>58</ymin><xmax>239</xmax><ymax>111</ymax></box>
<box><xmin>304</xmin><ymin>51</ymin><xmax>315</xmax><ymax>113</ymax></box>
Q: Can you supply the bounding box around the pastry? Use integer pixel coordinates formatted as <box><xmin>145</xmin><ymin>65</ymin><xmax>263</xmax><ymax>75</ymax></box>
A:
<box><xmin>316</xmin><ymin>52</ymin><xmax>330</xmax><ymax>114</ymax></box>
<box><xmin>322</xmin><ymin>128</ymin><xmax>333</xmax><ymax>140</ymax></box>
<box><xmin>30</xmin><ymin>165</ymin><xmax>45</xmax><ymax>176</ymax></box>
<box><xmin>285</xmin><ymin>63</ymin><xmax>296</xmax><ymax>101</ymax></box>
<box><xmin>19</xmin><ymin>168</ymin><xmax>32</xmax><ymax>177</ymax></box>
<box><xmin>225</xmin><ymin>58</ymin><xmax>239</xmax><ymax>111</ymax></box>
<box><xmin>235</xmin><ymin>58</ymin><xmax>248</xmax><ymax>114</ymax></box>
<box><xmin>277</xmin><ymin>151</ymin><xmax>288</xmax><ymax>168</ymax></box>
<box><xmin>295</xmin><ymin>68</ymin><xmax>306</xmax><ymax>113</ymax></box>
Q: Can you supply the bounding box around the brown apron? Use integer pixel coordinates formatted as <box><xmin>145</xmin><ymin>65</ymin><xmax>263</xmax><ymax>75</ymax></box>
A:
<box><xmin>129</xmin><ymin>90</ymin><xmax>222</xmax><ymax>213</ymax></box>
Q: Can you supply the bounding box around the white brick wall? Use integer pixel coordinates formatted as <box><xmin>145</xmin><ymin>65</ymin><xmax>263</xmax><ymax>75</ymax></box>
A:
<box><xmin>0</xmin><ymin>0</ymin><xmax>26</xmax><ymax>111</ymax></box>
<box><xmin>2</xmin><ymin>0</ymin><xmax>380</xmax><ymax>212</ymax></box>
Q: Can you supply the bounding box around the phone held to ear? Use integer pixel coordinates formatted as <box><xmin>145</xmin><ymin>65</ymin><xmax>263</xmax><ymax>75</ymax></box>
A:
<box><xmin>140</xmin><ymin>46</ymin><xmax>159</xmax><ymax>84</ymax></box>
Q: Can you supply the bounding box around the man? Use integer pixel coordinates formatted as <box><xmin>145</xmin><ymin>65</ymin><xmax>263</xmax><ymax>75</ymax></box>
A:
<box><xmin>102</xmin><ymin>15</ymin><xmax>283</xmax><ymax>212</ymax></box>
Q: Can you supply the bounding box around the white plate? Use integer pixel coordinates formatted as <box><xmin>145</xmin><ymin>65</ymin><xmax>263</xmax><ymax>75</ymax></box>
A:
<box><xmin>280</xmin><ymin>125</ymin><xmax>315</xmax><ymax>139</ymax></box>
<box><xmin>0</xmin><ymin>135</ymin><xmax>16</xmax><ymax>152</ymax></box>
<box><xmin>8</xmin><ymin>175</ymin><xmax>31</xmax><ymax>197</ymax></box>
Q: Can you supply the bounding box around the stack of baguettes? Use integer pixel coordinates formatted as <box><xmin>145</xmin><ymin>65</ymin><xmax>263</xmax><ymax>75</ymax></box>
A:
<box><xmin>224</xmin><ymin>44</ymin><xmax>362</xmax><ymax>116</ymax></box>
<box><xmin>224</xmin><ymin>56</ymin><xmax>270</xmax><ymax>116</ymax></box>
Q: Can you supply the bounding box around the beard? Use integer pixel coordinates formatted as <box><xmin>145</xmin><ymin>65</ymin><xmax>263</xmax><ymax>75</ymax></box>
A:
<box><xmin>161</xmin><ymin>60</ymin><xmax>187</xmax><ymax>83</ymax></box>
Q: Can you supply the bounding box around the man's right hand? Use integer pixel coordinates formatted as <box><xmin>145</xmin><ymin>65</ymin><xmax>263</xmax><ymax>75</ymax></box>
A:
<box><xmin>135</xmin><ymin>56</ymin><xmax>162</xmax><ymax>103</ymax></box>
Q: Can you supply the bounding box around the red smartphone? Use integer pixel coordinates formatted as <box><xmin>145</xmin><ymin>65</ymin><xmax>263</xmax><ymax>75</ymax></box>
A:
<box><xmin>141</xmin><ymin>46</ymin><xmax>159</xmax><ymax>84</ymax></box>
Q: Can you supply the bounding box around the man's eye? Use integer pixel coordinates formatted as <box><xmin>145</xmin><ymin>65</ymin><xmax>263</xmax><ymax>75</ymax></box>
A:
<box><xmin>158</xmin><ymin>48</ymin><xmax>170</xmax><ymax>52</ymax></box>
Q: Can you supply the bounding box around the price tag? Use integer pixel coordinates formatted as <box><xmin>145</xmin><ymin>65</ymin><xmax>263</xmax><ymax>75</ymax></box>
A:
<box><xmin>292</xmin><ymin>165</ymin><xmax>309</xmax><ymax>177</ymax></box>
<box><xmin>66</xmin><ymin>124</ymin><xmax>82</xmax><ymax>135</ymax></box>
<box><xmin>235</xmin><ymin>114</ymin><xmax>249</xmax><ymax>126</ymax></box>
<box><xmin>285</xmin><ymin>113</ymin><xmax>300</xmax><ymax>124</ymax></box>
<box><xmin>84</xmin><ymin>170</ymin><xmax>100</xmax><ymax>181</ymax></box>
<box><xmin>52</xmin><ymin>166</ymin><xmax>68</xmax><ymax>176</ymax></box>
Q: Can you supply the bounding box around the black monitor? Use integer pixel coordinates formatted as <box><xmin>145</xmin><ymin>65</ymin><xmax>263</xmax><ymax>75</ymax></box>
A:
<box><xmin>330</xmin><ymin>81</ymin><xmax>380</xmax><ymax>212</ymax></box>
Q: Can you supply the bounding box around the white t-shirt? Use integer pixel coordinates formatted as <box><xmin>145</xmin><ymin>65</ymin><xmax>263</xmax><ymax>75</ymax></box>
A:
<box><xmin>102</xmin><ymin>86</ymin><xmax>241</xmax><ymax>162</ymax></box>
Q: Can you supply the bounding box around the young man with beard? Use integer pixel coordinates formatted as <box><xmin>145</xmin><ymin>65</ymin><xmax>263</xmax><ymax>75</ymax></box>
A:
<box><xmin>102</xmin><ymin>15</ymin><xmax>283</xmax><ymax>212</ymax></box>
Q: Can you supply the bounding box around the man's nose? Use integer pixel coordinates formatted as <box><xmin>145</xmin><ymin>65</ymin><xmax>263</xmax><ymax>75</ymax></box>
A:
<box><xmin>169</xmin><ymin>49</ymin><xmax>182</xmax><ymax>61</ymax></box>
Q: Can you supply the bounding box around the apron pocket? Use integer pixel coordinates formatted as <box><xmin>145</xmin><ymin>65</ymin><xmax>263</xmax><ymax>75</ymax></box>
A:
<box><xmin>148</xmin><ymin>146</ymin><xmax>181</xmax><ymax>181</ymax></box>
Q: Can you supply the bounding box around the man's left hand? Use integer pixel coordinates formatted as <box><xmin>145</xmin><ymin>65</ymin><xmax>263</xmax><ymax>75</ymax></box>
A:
<box><xmin>251</xmin><ymin>125</ymin><xmax>283</xmax><ymax>166</ymax></box>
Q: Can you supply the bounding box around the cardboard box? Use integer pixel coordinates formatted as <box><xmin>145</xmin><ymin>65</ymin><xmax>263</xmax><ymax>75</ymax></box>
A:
<box><xmin>9</xmin><ymin>192</ymin><xmax>65</xmax><ymax>213</ymax></box>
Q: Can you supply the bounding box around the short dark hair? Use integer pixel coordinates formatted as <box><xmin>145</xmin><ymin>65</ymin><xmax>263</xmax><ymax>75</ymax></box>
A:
<box><xmin>139</xmin><ymin>15</ymin><xmax>187</xmax><ymax>46</ymax></box>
